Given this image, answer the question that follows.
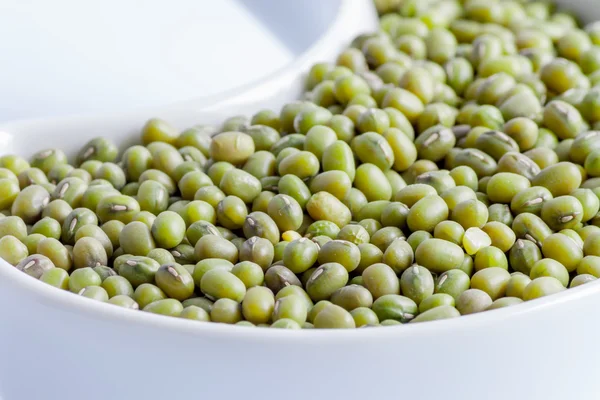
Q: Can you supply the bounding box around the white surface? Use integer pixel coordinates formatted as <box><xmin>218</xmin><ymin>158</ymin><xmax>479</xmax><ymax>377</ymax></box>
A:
<box><xmin>0</xmin><ymin>0</ymin><xmax>374</xmax><ymax>159</ymax></box>
<box><xmin>0</xmin><ymin>0</ymin><xmax>338</xmax><ymax>122</ymax></box>
<box><xmin>0</xmin><ymin>1</ymin><xmax>600</xmax><ymax>400</ymax></box>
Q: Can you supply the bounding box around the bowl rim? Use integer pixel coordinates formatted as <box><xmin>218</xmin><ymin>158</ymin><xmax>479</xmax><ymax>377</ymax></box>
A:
<box><xmin>0</xmin><ymin>0</ymin><xmax>358</xmax><ymax>126</ymax></box>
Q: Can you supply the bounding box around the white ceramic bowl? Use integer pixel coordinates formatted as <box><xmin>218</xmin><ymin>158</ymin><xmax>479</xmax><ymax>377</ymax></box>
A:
<box><xmin>0</xmin><ymin>0</ymin><xmax>377</xmax><ymax>156</ymax></box>
<box><xmin>1</xmin><ymin>1</ymin><xmax>600</xmax><ymax>400</ymax></box>
<box><xmin>0</xmin><ymin>0</ymin><xmax>370</xmax><ymax>123</ymax></box>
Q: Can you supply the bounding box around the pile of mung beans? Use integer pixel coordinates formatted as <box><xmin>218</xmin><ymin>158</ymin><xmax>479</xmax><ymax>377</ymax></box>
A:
<box><xmin>2</xmin><ymin>0</ymin><xmax>600</xmax><ymax>329</ymax></box>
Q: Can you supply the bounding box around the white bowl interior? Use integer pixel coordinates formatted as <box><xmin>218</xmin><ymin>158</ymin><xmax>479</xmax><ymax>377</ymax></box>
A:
<box><xmin>0</xmin><ymin>0</ymin><xmax>378</xmax><ymax>160</ymax></box>
<box><xmin>0</xmin><ymin>0</ymin><xmax>342</xmax><ymax>122</ymax></box>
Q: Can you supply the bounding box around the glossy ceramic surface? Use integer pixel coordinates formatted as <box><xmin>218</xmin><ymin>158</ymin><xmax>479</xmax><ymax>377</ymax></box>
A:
<box><xmin>0</xmin><ymin>0</ymin><xmax>354</xmax><ymax>122</ymax></box>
